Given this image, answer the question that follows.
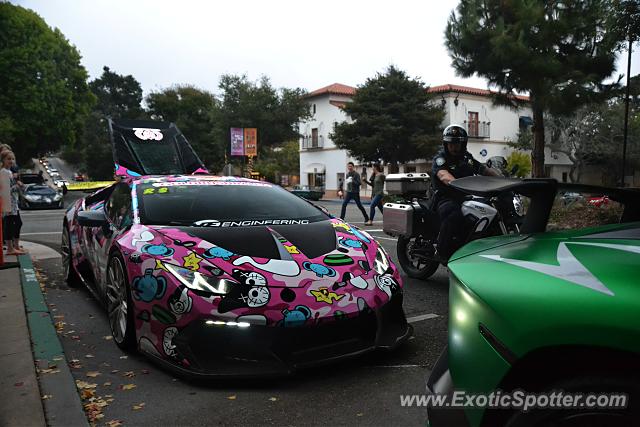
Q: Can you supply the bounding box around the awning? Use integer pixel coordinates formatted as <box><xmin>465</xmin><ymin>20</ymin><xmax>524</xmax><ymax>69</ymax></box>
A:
<box><xmin>304</xmin><ymin>163</ymin><xmax>325</xmax><ymax>173</ymax></box>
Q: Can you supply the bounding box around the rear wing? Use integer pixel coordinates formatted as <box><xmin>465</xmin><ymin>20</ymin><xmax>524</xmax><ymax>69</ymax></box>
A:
<box><xmin>65</xmin><ymin>181</ymin><xmax>115</xmax><ymax>192</ymax></box>
<box><xmin>108</xmin><ymin>118</ymin><xmax>207</xmax><ymax>178</ymax></box>
<box><xmin>450</xmin><ymin>176</ymin><xmax>640</xmax><ymax>233</ymax></box>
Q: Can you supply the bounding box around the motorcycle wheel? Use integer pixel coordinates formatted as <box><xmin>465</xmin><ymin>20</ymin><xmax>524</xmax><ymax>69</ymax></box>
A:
<box><xmin>396</xmin><ymin>235</ymin><xmax>440</xmax><ymax>279</ymax></box>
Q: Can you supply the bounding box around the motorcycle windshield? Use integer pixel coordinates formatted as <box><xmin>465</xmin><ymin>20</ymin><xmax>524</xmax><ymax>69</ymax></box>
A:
<box><xmin>109</xmin><ymin>119</ymin><xmax>207</xmax><ymax>178</ymax></box>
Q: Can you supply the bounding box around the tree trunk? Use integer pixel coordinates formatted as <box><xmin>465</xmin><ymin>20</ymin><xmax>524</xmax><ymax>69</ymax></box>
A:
<box><xmin>531</xmin><ymin>105</ymin><xmax>546</xmax><ymax>178</ymax></box>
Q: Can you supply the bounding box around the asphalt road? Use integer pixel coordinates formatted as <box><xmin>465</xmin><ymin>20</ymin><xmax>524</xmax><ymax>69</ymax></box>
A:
<box><xmin>20</xmin><ymin>171</ymin><xmax>450</xmax><ymax>426</ymax></box>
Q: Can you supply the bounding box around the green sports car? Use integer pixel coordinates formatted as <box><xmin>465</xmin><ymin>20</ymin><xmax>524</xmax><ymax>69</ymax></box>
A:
<box><xmin>426</xmin><ymin>177</ymin><xmax>640</xmax><ymax>427</ymax></box>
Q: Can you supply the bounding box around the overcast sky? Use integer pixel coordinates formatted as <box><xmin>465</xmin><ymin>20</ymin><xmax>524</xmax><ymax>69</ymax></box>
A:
<box><xmin>14</xmin><ymin>0</ymin><xmax>640</xmax><ymax>96</ymax></box>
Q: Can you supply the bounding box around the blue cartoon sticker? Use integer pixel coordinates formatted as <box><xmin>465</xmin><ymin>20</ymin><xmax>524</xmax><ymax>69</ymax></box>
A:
<box><xmin>203</xmin><ymin>247</ymin><xmax>235</xmax><ymax>260</ymax></box>
<box><xmin>338</xmin><ymin>237</ymin><xmax>364</xmax><ymax>249</ymax></box>
<box><xmin>279</xmin><ymin>305</ymin><xmax>312</xmax><ymax>327</ymax></box>
<box><xmin>302</xmin><ymin>262</ymin><xmax>337</xmax><ymax>278</ymax></box>
<box><xmin>132</xmin><ymin>268</ymin><xmax>167</xmax><ymax>302</ymax></box>
<box><xmin>141</xmin><ymin>243</ymin><xmax>174</xmax><ymax>257</ymax></box>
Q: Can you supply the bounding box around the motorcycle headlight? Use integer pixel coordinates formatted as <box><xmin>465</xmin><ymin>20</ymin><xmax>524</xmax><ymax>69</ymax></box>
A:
<box><xmin>25</xmin><ymin>195</ymin><xmax>41</xmax><ymax>202</ymax></box>
<box><xmin>164</xmin><ymin>263</ymin><xmax>232</xmax><ymax>294</ymax></box>
<box><xmin>373</xmin><ymin>245</ymin><xmax>391</xmax><ymax>275</ymax></box>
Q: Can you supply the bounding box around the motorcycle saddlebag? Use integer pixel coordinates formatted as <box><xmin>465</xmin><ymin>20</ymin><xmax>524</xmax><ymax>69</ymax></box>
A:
<box><xmin>383</xmin><ymin>202</ymin><xmax>419</xmax><ymax>236</ymax></box>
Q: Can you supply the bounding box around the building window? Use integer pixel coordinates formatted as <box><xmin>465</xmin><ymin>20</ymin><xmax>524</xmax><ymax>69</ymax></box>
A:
<box><xmin>313</xmin><ymin>104</ymin><xmax>316</xmax><ymax>114</ymax></box>
<box><xmin>562</xmin><ymin>172</ymin><xmax>568</xmax><ymax>183</ymax></box>
<box><xmin>468</xmin><ymin>112</ymin><xmax>479</xmax><ymax>137</ymax></box>
<box><xmin>311</xmin><ymin>128</ymin><xmax>318</xmax><ymax>148</ymax></box>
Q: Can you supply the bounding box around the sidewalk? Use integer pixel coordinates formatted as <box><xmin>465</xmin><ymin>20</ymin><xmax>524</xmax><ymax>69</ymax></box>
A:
<box><xmin>0</xmin><ymin>254</ymin><xmax>87</xmax><ymax>427</ymax></box>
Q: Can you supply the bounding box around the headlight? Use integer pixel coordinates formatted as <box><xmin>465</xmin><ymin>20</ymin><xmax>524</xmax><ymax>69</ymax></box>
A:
<box><xmin>25</xmin><ymin>195</ymin><xmax>41</xmax><ymax>202</ymax></box>
<box><xmin>373</xmin><ymin>246</ymin><xmax>391</xmax><ymax>275</ymax></box>
<box><xmin>164</xmin><ymin>263</ymin><xmax>232</xmax><ymax>294</ymax></box>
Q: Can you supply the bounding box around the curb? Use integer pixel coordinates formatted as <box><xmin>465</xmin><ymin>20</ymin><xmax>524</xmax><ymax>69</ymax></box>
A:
<box><xmin>19</xmin><ymin>255</ymin><xmax>89</xmax><ymax>427</ymax></box>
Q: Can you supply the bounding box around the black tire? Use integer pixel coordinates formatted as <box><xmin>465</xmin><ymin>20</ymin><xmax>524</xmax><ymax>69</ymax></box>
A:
<box><xmin>61</xmin><ymin>225</ymin><xmax>81</xmax><ymax>287</ymax></box>
<box><xmin>105</xmin><ymin>253</ymin><xmax>136</xmax><ymax>351</ymax></box>
<box><xmin>396</xmin><ymin>235</ymin><xmax>440</xmax><ymax>279</ymax></box>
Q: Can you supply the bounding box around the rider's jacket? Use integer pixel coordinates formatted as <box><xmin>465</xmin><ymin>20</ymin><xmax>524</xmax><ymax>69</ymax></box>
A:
<box><xmin>431</xmin><ymin>149</ymin><xmax>486</xmax><ymax>198</ymax></box>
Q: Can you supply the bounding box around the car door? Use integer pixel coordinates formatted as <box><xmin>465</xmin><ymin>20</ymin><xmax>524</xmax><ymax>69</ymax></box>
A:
<box><xmin>93</xmin><ymin>183</ymin><xmax>133</xmax><ymax>297</ymax></box>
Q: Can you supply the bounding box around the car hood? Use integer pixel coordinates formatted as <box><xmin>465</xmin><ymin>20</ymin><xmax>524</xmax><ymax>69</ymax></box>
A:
<box><xmin>129</xmin><ymin>218</ymin><xmax>377</xmax><ymax>288</ymax></box>
<box><xmin>449</xmin><ymin>221</ymin><xmax>640</xmax><ymax>301</ymax></box>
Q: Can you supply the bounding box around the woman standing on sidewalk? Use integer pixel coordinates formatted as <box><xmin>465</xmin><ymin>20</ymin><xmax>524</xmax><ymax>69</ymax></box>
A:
<box><xmin>1</xmin><ymin>150</ymin><xmax>26</xmax><ymax>255</ymax></box>
<box><xmin>364</xmin><ymin>164</ymin><xmax>385</xmax><ymax>226</ymax></box>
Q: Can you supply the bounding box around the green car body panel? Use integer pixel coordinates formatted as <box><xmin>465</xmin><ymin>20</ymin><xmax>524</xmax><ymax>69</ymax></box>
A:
<box><xmin>446</xmin><ymin>221</ymin><xmax>640</xmax><ymax>426</ymax></box>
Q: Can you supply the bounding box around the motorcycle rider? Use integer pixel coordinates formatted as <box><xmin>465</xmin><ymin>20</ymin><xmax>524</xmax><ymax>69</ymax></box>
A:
<box><xmin>432</xmin><ymin>124</ymin><xmax>500</xmax><ymax>261</ymax></box>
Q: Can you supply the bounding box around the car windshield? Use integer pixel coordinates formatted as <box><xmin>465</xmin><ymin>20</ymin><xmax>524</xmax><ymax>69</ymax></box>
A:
<box><xmin>137</xmin><ymin>181</ymin><xmax>328</xmax><ymax>226</ymax></box>
<box><xmin>27</xmin><ymin>186</ymin><xmax>56</xmax><ymax>196</ymax></box>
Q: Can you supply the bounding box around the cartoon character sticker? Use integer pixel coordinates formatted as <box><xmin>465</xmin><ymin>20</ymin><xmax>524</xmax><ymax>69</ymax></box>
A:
<box><xmin>132</xmin><ymin>269</ymin><xmax>167</xmax><ymax>302</ymax></box>
<box><xmin>374</xmin><ymin>274</ymin><xmax>400</xmax><ymax>298</ymax></box>
<box><xmin>279</xmin><ymin>305</ymin><xmax>312</xmax><ymax>327</ymax></box>
<box><xmin>203</xmin><ymin>247</ymin><xmax>235</xmax><ymax>260</ymax></box>
<box><xmin>217</xmin><ymin>269</ymin><xmax>271</xmax><ymax>313</ymax></box>
<box><xmin>141</xmin><ymin>244</ymin><xmax>174</xmax><ymax>257</ymax></box>
<box><xmin>162</xmin><ymin>326</ymin><xmax>179</xmax><ymax>357</ymax></box>
<box><xmin>168</xmin><ymin>286</ymin><xmax>193</xmax><ymax>315</ymax></box>
<box><xmin>302</xmin><ymin>262</ymin><xmax>336</xmax><ymax>278</ymax></box>
<box><xmin>310</xmin><ymin>287</ymin><xmax>344</xmax><ymax>304</ymax></box>
<box><xmin>182</xmin><ymin>252</ymin><xmax>202</xmax><ymax>270</ymax></box>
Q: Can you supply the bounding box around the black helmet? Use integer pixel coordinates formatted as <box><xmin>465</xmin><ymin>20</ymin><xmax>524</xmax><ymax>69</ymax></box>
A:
<box><xmin>442</xmin><ymin>124</ymin><xmax>468</xmax><ymax>155</ymax></box>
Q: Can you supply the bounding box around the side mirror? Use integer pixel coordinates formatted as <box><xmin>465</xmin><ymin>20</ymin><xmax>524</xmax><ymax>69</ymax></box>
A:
<box><xmin>77</xmin><ymin>210</ymin><xmax>108</xmax><ymax>227</ymax></box>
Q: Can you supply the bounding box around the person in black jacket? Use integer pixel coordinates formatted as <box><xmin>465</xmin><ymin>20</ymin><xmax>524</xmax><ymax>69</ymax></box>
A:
<box><xmin>339</xmin><ymin>162</ymin><xmax>369</xmax><ymax>223</ymax></box>
<box><xmin>432</xmin><ymin>125</ymin><xmax>499</xmax><ymax>260</ymax></box>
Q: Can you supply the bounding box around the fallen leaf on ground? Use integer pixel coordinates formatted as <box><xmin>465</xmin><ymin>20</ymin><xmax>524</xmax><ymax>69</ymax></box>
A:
<box><xmin>76</xmin><ymin>380</ymin><xmax>97</xmax><ymax>389</ymax></box>
<box><xmin>53</xmin><ymin>356</ymin><xmax>63</xmax><ymax>361</ymax></box>
<box><xmin>227</xmin><ymin>395</ymin><xmax>236</xmax><ymax>400</ymax></box>
<box><xmin>54</xmin><ymin>321</ymin><xmax>65</xmax><ymax>331</ymax></box>
<box><xmin>86</xmin><ymin>371</ymin><xmax>100</xmax><ymax>378</ymax></box>
<box><xmin>121</xmin><ymin>384</ymin><xmax>136</xmax><ymax>391</ymax></box>
<box><xmin>80</xmin><ymin>389</ymin><xmax>95</xmax><ymax>399</ymax></box>
<box><xmin>85</xmin><ymin>354</ymin><xmax>95</xmax><ymax>358</ymax></box>
<box><xmin>123</xmin><ymin>371</ymin><xmax>135</xmax><ymax>378</ymax></box>
<box><xmin>132</xmin><ymin>402</ymin><xmax>145</xmax><ymax>410</ymax></box>
<box><xmin>103</xmin><ymin>335</ymin><xmax>113</xmax><ymax>340</ymax></box>
<box><xmin>103</xmin><ymin>382</ymin><xmax>112</xmax><ymax>386</ymax></box>
<box><xmin>39</xmin><ymin>368</ymin><xmax>60</xmax><ymax>374</ymax></box>
<box><xmin>269</xmin><ymin>397</ymin><xmax>277</xmax><ymax>401</ymax></box>
<box><xmin>357</xmin><ymin>413</ymin><xmax>364</xmax><ymax>417</ymax></box>
<box><xmin>119</xmin><ymin>355</ymin><xmax>128</xmax><ymax>360</ymax></box>
<box><xmin>41</xmin><ymin>394</ymin><xmax>53</xmax><ymax>400</ymax></box>
<box><xmin>106</xmin><ymin>420</ymin><xmax>123</xmax><ymax>427</ymax></box>
<box><xmin>71</xmin><ymin>336</ymin><xmax>81</xmax><ymax>340</ymax></box>
<box><xmin>111</xmin><ymin>370</ymin><xmax>120</xmax><ymax>374</ymax></box>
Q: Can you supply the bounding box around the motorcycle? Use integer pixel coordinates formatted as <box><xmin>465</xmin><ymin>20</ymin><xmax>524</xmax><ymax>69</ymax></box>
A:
<box><xmin>383</xmin><ymin>160</ymin><xmax>524</xmax><ymax>279</ymax></box>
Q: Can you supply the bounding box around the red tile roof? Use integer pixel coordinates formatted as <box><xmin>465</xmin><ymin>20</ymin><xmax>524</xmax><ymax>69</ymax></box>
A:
<box><xmin>306</xmin><ymin>83</ymin><xmax>356</xmax><ymax>98</ymax></box>
<box><xmin>428</xmin><ymin>84</ymin><xmax>530</xmax><ymax>102</ymax></box>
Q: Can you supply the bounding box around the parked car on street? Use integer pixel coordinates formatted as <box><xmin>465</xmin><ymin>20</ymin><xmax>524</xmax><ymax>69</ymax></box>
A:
<box><xmin>61</xmin><ymin>119</ymin><xmax>410</xmax><ymax>378</ymax></box>
<box><xmin>426</xmin><ymin>179</ymin><xmax>640</xmax><ymax>427</ymax></box>
<box><xmin>290</xmin><ymin>185</ymin><xmax>325</xmax><ymax>201</ymax></box>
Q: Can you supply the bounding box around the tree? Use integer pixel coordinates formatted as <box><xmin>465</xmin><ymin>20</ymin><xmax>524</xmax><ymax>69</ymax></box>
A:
<box><xmin>146</xmin><ymin>85</ymin><xmax>222</xmax><ymax>172</ymax></box>
<box><xmin>547</xmin><ymin>100</ymin><xmax>639</xmax><ymax>185</ymax></box>
<box><xmin>330</xmin><ymin>66</ymin><xmax>444</xmax><ymax>170</ymax></box>
<box><xmin>446</xmin><ymin>0</ymin><xmax>622</xmax><ymax>177</ymax></box>
<box><xmin>253</xmin><ymin>140</ymin><xmax>300</xmax><ymax>183</ymax></box>
<box><xmin>0</xmin><ymin>4</ymin><xmax>95</xmax><ymax>161</ymax></box>
<box><xmin>70</xmin><ymin>66</ymin><xmax>146</xmax><ymax>178</ymax></box>
<box><xmin>213</xmin><ymin>74</ymin><xmax>310</xmax><ymax>163</ymax></box>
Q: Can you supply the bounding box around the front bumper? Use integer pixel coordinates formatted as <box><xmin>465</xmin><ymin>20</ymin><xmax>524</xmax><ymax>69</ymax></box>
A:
<box><xmin>426</xmin><ymin>347</ymin><xmax>470</xmax><ymax>427</ymax></box>
<box><xmin>143</xmin><ymin>293</ymin><xmax>411</xmax><ymax>379</ymax></box>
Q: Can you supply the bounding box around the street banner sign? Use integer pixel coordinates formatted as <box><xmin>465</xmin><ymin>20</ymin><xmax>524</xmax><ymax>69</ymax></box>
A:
<box><xmin>230</xmin><ymin>127</ymin><xmax>244</xmax><ymax>156</ymax></box>
<box><xmin>244</xmin><ymin>128</ymin><xmax>257</xmax><ymax>157</ymax></box>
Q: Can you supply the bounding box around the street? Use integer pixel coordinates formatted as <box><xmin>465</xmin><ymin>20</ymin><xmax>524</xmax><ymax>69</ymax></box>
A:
<box><xmin>21</xmin><ymin>161</ymin><xmax>450</xmax><ymax>426</ymax></box>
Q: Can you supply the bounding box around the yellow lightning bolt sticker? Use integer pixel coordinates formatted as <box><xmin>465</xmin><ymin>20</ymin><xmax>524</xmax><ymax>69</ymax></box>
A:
<box><xmin>310</xmin><ymin>287</ymin><xmax>345</xmax><ymax>304</ymax></box>
<box><xmin>182</xmin><ymin>253</ymin><xmax>202</xmax><ymax>271</ymax></box>
<box><xmin>332</xmin><ymin>222</ymin><xmax>351</xmax><ymax>232</ymax></box>
<box><xmin>285</xmin><ymin>245</ymin><xmax>300</xmax><ymax>254</ymax></box>
<box><xmin>155</xmin><ymin>259</ymin><xmax>168</xmax><ymax>271</ymax></box>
